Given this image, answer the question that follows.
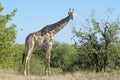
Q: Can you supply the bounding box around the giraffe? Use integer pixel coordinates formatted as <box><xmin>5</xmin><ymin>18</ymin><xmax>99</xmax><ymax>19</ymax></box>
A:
<box><xmin>22</xmin><ymin>9</ymin><xmax>75</xmax><ymax>76</ymax></box>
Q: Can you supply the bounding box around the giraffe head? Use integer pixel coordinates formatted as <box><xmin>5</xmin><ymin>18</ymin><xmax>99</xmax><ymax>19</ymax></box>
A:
<box><xmin>68</xmin><ymin>9</ymin><xmax>75</xmax><ymax>20</ymax></box>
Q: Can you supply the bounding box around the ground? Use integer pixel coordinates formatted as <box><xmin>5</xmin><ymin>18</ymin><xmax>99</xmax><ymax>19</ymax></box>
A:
<box><xmin>0</xmin><ymin>70</ymin><xmax>120</xmax><ymax>80</ymax></box>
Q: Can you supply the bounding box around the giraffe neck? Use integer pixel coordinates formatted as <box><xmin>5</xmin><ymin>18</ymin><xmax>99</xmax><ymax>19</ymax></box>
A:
<box><xmin>40</xmin><ymin>15</ymin><xmax>71</xmax><ymax>36</ymax></box>
<box><xmin>52</xmin><ymin>15</ymin><xmax>70</xmax><ymax>34</ymax></box>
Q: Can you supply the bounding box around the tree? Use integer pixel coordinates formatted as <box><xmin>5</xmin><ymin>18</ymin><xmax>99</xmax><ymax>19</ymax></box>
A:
<box><xmin>72</xmin><ymin>10</ymin><xmax>120</xmax><ymax>72</ymax></box>
<box><xmin>0</xmin><ymin>3</ymin><xmax>17</xmax><ymax>69</ymax></box>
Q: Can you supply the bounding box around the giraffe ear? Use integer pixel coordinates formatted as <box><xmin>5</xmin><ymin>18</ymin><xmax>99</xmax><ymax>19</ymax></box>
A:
<box><xmin>69</xmin><ymin>8</ymin><xmax>71</xmax><ymax>11</ymax></box>
<box><xmin>68</xmin><ymin>8</ymin><xmax>71</xmax><ymax>14</ymax></box>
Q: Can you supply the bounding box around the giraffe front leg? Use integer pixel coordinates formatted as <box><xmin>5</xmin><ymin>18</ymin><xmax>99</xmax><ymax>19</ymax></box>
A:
<box><xmin>45</xmin><ymin>53</ymin><xmax>51</xmax><ymax>76</ymax></box>
<box><xmin>45</xmin><ymin>45</ymin><xmax>52</xmax><ymax>76</ymax></box>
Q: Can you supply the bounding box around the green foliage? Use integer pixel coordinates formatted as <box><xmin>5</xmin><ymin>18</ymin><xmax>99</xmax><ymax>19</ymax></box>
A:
<box><xmin>14</xmin><ymin>44</ymin><xmax>25</xmax><ymax>71</ymax></box>
<box><xmin>72</xmin><ymin>10</ymin><xmax>120</xmax><ymax>72</ymax></box>
<box><xmin>0</xmin><ymin>3</ymin><xmax>17</xmax><ymax>70</ymax></box>
<box><xmin>51</xmin><ymin>42</ymin><xmax>77</xmax><ymax>71</ymax></box>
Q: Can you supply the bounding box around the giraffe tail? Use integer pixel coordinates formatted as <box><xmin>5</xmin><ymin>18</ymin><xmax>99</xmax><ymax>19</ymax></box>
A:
<box><xmin>22</xmin><ymin>53</ymin><xmax>25</xmax><ymax>64</ymax></box>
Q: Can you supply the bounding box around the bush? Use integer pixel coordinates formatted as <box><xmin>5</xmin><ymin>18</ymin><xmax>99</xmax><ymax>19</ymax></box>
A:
<box><xmin>0</xmin><ymin>3</ymin><xmax>17</xmax><ymax>70</ymax></box>
<box><xmin>51</xmin><ymin>42</ymin><xmax>77</xmax><ymax>72</ymax></box>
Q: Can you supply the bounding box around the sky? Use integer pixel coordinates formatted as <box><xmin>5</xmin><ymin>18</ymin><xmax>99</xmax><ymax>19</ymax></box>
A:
<box><xmin>0</xmin><ymin>0</ymin><xmax>120</xmax><ymax>44</ymax></box>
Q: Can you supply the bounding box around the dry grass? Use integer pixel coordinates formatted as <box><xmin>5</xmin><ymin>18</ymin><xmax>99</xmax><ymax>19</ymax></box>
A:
<box><xmin>0</xmin><ymin>70</ymin><xmax>120</xmax><ymax>80</ymax></box>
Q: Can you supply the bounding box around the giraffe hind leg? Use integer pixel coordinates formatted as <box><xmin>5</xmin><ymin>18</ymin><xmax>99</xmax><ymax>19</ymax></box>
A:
<box><xmin>24</xmin><ymin>47</ymin><xmax>34</xmax><ymax>76</ymax></box>
<box><xmin>24</xmin><ymin>56</ymin><xmax>27</xmax><ymax>76</ymax></box>
<box><xmin>24</xmin><ymin>55</ymin><xmax>30</xmax><ymax>76</ymax></box>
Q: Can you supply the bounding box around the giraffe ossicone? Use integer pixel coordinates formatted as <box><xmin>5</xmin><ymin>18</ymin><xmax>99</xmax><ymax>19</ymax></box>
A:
<box><xmin>22</xmin><ymin>9</ymin><xmax>75</xmax><ymax>76</ymax></box>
